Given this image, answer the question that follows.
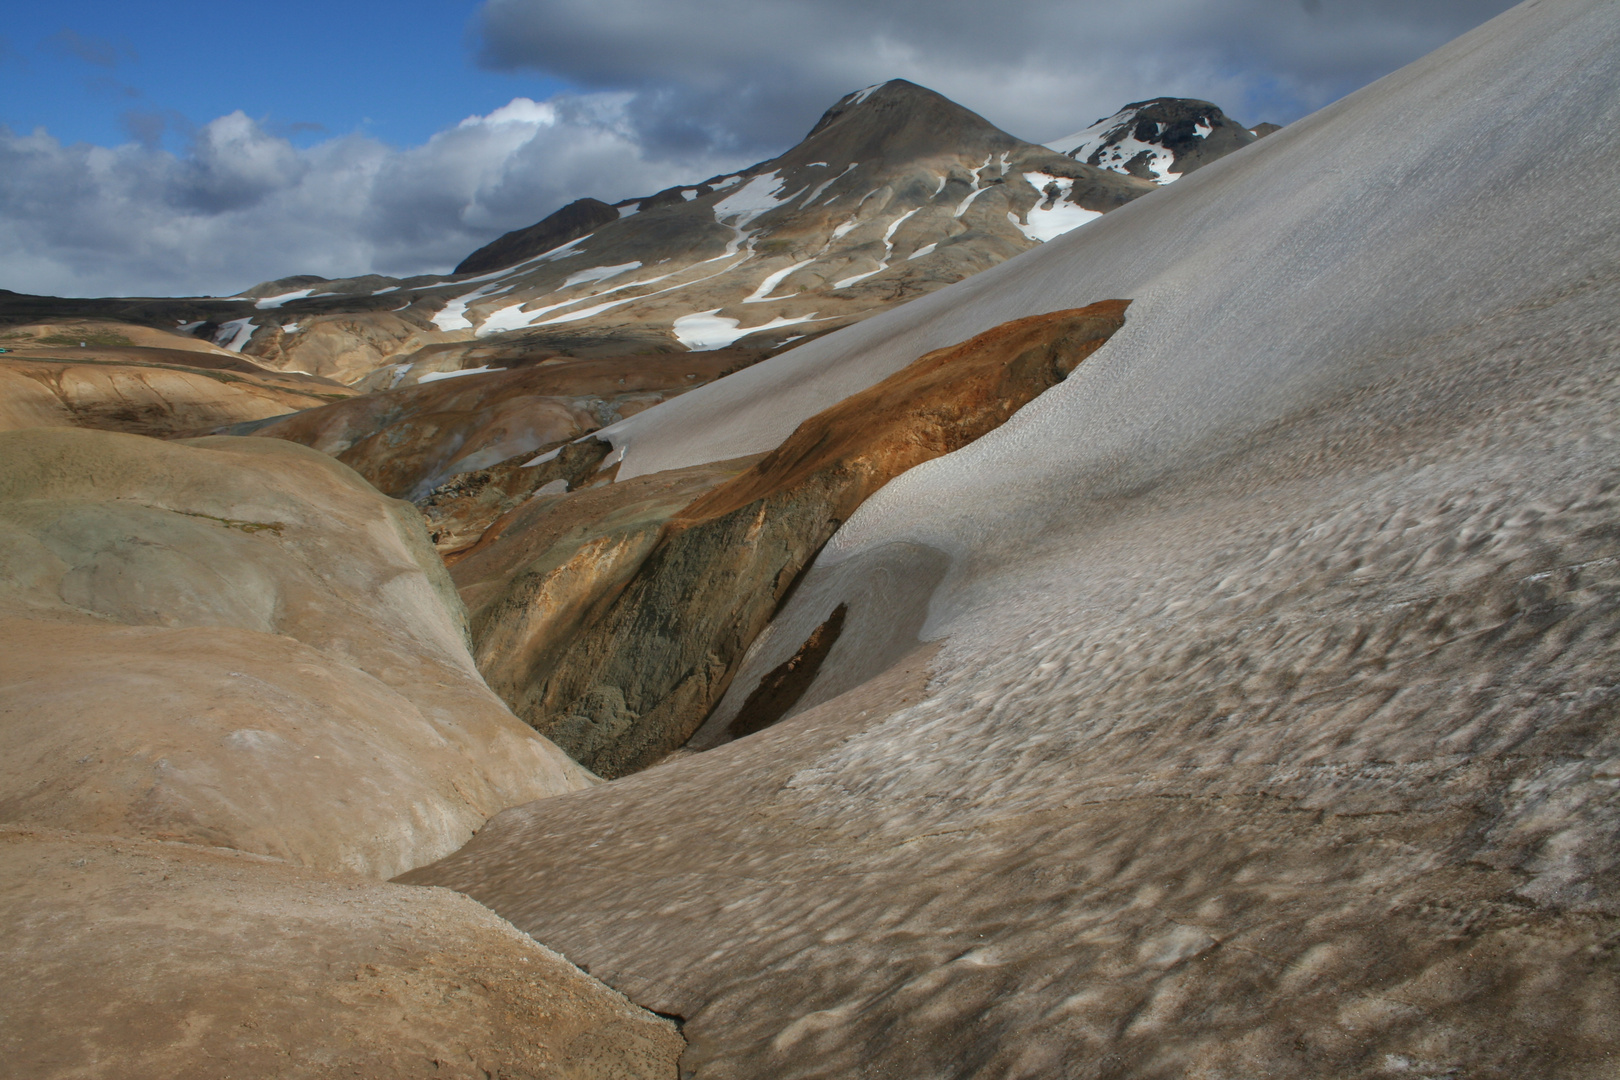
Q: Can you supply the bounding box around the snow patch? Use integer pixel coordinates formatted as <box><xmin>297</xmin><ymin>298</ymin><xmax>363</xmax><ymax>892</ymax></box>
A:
<box><xmin>834</xmin><ymin>208</ymin><xmax>918</xmax><ymax>288</ymax></box>
<box><xmin>955</xmin><ymin>155</ymin><xmax>995</xmax><ymax>218</ymax></box>
<box><xmin>849</xmin><ymin>83</ymin><xmax>883</xmax><ymax>106</ymax></box>
<box><xmin>476</xmin><ymin>302</ymin><xmax>542</xmax><ymax>336</ymax></box>
<box><xmin>907</xmin><ymin>242</ymin><xmax>938</xmax><ymax>261</ymax></box>
<box><xmin>254</xmin><ymin>288</ymin><xmax>314</xmax><ymax>309</ymax></box>
<box><xmin>419</xmin><ymin>365</ymin><xmax>500</xmax><ymax>383</ymax></box>
<box><xmin>522</xmin><ymin>446</ymin><xmax>563</xmax><ymax>467</ymax></box>
<box><xmin>1009</xmin><ymin>172</ymin><xmax>1104</xmax><ymax>241</ymax></box>
<box><xmin>215</xmin><ymin>318</ymin><xmax>256</xmax><ymax>352</ymax></box>
<box><xmin>800</xmin><ymin>162</ymin><xmax>857</xmax><ymax>208</ymax></box>
<box><xmin>744</xmin><ymin>259</ymin><xmax>816</xmax><ymax>303</ymax></box>
<box><xmin>562</xmin><ymin>262</ymin><xmax>642</xmax><ymax>289</ymax></box>
<box><xmin>433</xmin><ymin>284</ymin><xmax>501</xmax><ymax>331</ymax></box>
<box><xmin>1045</xmin><ymin>106</ymin><xmax>1181</xmax><ymax>183</ymax></box>
<box><xmin>281</xmin><ymin>322</ymin><xmax>301</xmax><ymax>333</ymax></box>
<box><xmin>713</xmin><ymin>173</ymin><xmax>792</xmax><ymax>229</ymax></box>
<box><xmin>673</xmin><ymin>310</ymin><xmax>824</xmax><ymax>351</ymax></box>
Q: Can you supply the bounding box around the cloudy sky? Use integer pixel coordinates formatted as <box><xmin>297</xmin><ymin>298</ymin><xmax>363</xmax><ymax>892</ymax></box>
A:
<box><xmin>1</xmin><ymin>0</ymin><xmax>1518</xmax><ymax>298</ymax></box>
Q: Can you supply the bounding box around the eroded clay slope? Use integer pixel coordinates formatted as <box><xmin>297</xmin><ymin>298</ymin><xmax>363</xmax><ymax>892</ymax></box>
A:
<box><xmin>0</xmin><ymin>320</ymin><xmax>353</xmax><ymax>435</ymax></box>
<box><xmin>0</xmin><ymin>428</ymin><xmax>592</xmax><ymax>879</ymax></box>
<box><xmin>0</xmin><ymin>826</ymin><xmax>683</xmax><ymax>1080</ymax></box>
<box><xmin>406</xmin><ymin>2</ymin><xmax>1620</xmax><ymax>1077</ymax></box>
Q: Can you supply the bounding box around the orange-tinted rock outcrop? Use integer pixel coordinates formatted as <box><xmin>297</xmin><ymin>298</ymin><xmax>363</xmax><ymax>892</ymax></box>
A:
<box><xmin>470</xmin><ymin>302</ymin><xmax>1126</xmax><ymax>776</ymax></box>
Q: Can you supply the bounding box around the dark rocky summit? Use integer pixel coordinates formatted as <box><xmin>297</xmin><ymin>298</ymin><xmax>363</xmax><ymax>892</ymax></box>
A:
<box><xmin>455</xmin><ymin>197</ymin><xmax>622</xmax><ymax>276</ymax></box>
<box><xmin>1047</xmin><ymin>96</ymin><xmax>1263</xmax><ymax>181</ymax></box>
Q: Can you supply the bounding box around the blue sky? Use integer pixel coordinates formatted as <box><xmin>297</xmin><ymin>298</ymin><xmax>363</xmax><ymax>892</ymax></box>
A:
<box><xmin>0</xmin><ymin>0</ymin><xmax>1519</xmax><ymax>298</ymax></box>
<box><xmin>1</xmin><ymin>0</ymin><xmax>566</xmax><ymax>152</ymax></box>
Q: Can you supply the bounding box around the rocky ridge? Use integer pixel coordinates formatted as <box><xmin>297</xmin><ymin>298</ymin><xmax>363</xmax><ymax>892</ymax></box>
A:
<box><xmin>227</xmin><ymin>80</ymin><xmax>1154</xmax><ymax>385</ymax></box>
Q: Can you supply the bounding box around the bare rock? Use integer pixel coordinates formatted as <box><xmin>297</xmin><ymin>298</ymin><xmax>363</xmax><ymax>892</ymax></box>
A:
<box><xmin>228</xmin><ymin>350</ymin><xmax>760</xmax><ymax>502</ymax></box>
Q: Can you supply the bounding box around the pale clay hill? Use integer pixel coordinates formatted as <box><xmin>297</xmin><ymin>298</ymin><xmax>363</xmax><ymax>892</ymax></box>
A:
<box><xmin>3</xmin><ymin>2</ymin><xmax>1619</xmax><ymax>1076</ymax></box>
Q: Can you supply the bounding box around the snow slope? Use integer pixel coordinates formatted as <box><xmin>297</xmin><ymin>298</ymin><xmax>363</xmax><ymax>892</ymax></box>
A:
<box><xmin>417</xmin><ymin>2</ymin><xmax>1620</xmax><ymax>1075</ymax></box>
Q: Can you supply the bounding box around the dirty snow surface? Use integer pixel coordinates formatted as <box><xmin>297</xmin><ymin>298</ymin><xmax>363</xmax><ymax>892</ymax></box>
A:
<box><xmin>413</xmin><ymin>3</ymin><xmax>1620</xmax><ymax>1078</ymax></box>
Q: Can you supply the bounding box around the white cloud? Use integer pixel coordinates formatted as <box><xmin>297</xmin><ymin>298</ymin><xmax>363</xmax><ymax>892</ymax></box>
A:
<box><xmin>0</xmin><ymin>95</ymin><xmax>750</xmax><ymax>298</ymax></box>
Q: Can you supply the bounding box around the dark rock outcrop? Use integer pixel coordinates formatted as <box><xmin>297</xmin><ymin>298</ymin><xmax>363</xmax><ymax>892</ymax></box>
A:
<box><xmin>455</xmin><ymin>197</ymin><xmax>621</xmax><ymax>276</ymax></box>
<box><xmin>227</xmin><ymin>350</ymin><xmax>758</xmax><ymax>503</ymax></box>
<box><xmin>1048</xmin><ymin>97</ymin><xmax>1259</xmax><ymax>180</ymax></box>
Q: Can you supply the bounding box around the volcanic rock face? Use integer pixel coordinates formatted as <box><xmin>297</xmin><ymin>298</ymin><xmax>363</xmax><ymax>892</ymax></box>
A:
<box><xmin>0</xmin><ymin>428</ymin><xmax>592</xmax><ymax>879</ymax></box>
<box><xmin>471</xmin><ymin>303</ymin><xmax>1125</xmax><ymax>778</ymax></box>
<box><xmin>0</xmin><ymin>826</ymin><xmax>683</xmax><ymax>1080</ymax></box>
<box><xmin>406</xmin><ymin>2</ymin><xmax>1620</xmax><ymax>1077</ymax></box>
<box><xmin>1045</xmin><ymin>97</ymin><xmax>1261</xmax><ymax>182</ymax></box>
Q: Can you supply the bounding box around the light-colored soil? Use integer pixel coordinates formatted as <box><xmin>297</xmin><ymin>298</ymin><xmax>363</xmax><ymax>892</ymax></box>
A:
<box><xmin>0</xmin><ymin>826</ymin><xmax>683</xmax><ymax>1080</ymax></box>
<box><xmin>0</xmin><ymin>429</ymin><xmax>592</xmax><ymax>878</ymax></box>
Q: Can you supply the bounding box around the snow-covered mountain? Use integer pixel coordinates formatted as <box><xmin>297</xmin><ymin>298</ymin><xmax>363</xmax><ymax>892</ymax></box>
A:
<box><xmin>227</xmin><ymin>80</ymin><xmax>1170</xmax><ymax>384</ymax></box>
<box><xmin>1046</xmin><ymin>97</ymin><xmax>1262</xmax><ymax>183</ymax></box>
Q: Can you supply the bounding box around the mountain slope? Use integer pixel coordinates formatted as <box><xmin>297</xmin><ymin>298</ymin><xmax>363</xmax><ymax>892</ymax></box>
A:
<box><xmin>235</xmin><ymin>80</ymin><xmax>1153</xmax><ymax>383</ymax></box>
<box><xmin>406</xmin><ymin>1</ymin><xmax>1620</xmax><ymax>1076</ymax></box>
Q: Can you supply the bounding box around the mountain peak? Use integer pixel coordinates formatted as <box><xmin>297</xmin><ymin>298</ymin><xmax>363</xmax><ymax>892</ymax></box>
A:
<box><xmin>1046</xmin><ymin>97</ymin><xmax>1257</xmax><ymax>183</ymax></box>
<box><xmin>794</xmin><ymin>78</ymin><xmax>1024</xmax><ymax>166</ymax></box>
